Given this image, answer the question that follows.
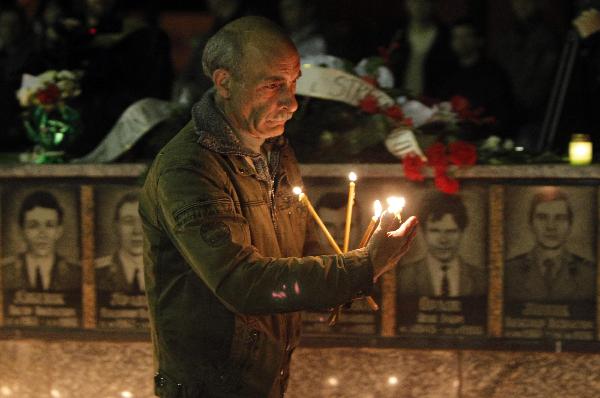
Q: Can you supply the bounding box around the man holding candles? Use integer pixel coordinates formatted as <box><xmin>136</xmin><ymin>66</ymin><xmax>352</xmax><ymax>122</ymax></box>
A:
<box><xmin>139</xmin><ymin>16</ymin><xmax>418</xmax><ymax>398</ymax></box>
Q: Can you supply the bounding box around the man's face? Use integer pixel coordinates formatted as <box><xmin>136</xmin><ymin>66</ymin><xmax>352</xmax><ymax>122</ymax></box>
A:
<box><xmin>451</xmin><ymin>25</ymin><xmax>481</xmax><ymax>59</ymax></box>
<box><xmin>406</xmin><ymin>0</ymin><xmax>435</xmax><ymax>23</ymax></box>
<box><xmin>511</xmin><ymin>0</ymin><xmax>539</xmax><ymax>20</ymax></box>
<box><xmin>226</xmin><ymin>40</ymin><xmax>300</xmax><ymax>139</ymax></box>
<box><xmin>116</xmin><ymin>201</ymin><xmax>143</xmax><ymax>256</ymax></box>
<box><xmin>531</xmin><ymin>200</ymin><xmax>571</xmax><ymax>250</ymax></box>
<box><xmin>423</xmin><ymin>213</ymin><xmax>462</xmax><ymax>262</ymax></box>
<box><xmin>22</xmin><ymin>207</ymin><xmax>63</xmax><ymax>257</ymax></box>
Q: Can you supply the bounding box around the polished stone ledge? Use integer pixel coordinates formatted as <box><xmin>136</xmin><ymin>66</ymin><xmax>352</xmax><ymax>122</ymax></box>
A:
<box><xmin>0</xmin><ymin>163</ymin><xmax>599</xmax><ymax>180</ymax></box>
<box><xmin>2</xmin><ymin>340</ymin><xmax>600</xmax><ymax>398</ymax></box>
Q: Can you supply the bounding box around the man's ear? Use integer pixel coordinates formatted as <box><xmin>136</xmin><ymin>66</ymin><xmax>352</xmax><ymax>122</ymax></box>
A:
<box><xmin>213</xmin><ymin>68</ymin><xmax>233</xmax><ymax>98</ymax></box>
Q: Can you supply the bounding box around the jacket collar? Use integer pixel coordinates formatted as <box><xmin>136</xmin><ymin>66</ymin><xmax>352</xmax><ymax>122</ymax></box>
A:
<box><xmin>192</xmin><ymin>89</ymin><xmax>286</xmax><ymax>157</ymax></box>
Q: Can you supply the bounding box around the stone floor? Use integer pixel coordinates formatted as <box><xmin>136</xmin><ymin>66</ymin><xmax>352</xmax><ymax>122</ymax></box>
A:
<box><xmin>1</xmin><ymin>340</ymin><xmax>600</xmax><ymax>398</ymax></box>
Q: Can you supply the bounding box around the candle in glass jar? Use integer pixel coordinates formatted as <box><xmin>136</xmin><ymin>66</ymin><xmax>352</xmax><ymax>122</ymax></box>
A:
<box><xmin>569</xmin><ymin>134</ymin><xmax>593</xmax><ymax>165</ymax></box>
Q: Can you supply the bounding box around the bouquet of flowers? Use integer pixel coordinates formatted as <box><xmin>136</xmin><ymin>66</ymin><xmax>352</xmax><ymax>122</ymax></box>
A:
<box><xmin>16</xmin><ymin>70</ymin><xmax>82</xmax><ymax>163</ymax></box>
<box><xmin>288</xmin><ymin>54</ymin><xmax>494</xmax><ymax>166</ymax></box>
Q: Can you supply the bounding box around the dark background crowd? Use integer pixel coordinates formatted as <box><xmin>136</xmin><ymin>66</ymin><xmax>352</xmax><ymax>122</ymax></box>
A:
<box><xmin>1</xmin><ymin>0</ymin><xmax>599</xmax><ymax>157</ymax></box>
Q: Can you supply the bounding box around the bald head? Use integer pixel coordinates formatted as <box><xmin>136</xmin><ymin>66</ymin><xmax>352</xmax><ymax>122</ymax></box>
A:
<box><xmin>202</xmin><ymin>16</ymin><xmax>296</xmax><ymax>79</ymax></box>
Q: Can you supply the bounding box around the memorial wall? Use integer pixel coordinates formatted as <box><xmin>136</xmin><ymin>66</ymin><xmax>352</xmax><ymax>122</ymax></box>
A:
<box><xmin>1</xmin><ymin>163</ymin><xmax>600</xmax><ymax>397</ymax></box>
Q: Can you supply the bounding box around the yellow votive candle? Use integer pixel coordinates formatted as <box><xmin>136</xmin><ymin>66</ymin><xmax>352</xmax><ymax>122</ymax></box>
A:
<box><xmin>569</xmin><ymin>134</ymin><xmax>593</xmax><ymax>165</ymax></box>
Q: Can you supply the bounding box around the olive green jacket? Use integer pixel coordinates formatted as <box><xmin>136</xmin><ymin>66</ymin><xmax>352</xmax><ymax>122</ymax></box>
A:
<box><xmin>139</xmin><ymin>91</ymin><xmax>374</xmax><ymax>397</ymax></box>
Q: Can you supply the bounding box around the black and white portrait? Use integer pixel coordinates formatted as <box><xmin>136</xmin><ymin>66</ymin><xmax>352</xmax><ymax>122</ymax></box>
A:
<box><xmin>301</xmin><ymin>178</ymin><xmax>384</xmax><ymax>335</ymax></box>
<box><xmin>2</xmin><ymin>188</ymin><xmax>81</xmax><ymax>291</ymax></box>
<box><xmin>94</xmin><ymin>186</ymin><xmax>147</xmax><ymax>329</ymax></box>
<box><xmin>504</xmin><ymin>186</ymin><xmax>596</xmax><ymax>303</ymax></box>
<box><xmin>95</xmin><ymin>187</ymin><xmax>144</xmax><ymax>294</ymax></box>
<box><xmin>397</xmin><ymin>188</ymin><xmax>487</xmax><ymax>298</ymax></box>
<box><xmin>314</xmin><ymin>189</ymin><xmax>364</xmax><ymax>253</ymax></box>
<box><xmin>1</xmin><ymin>186</ymin><xmax>81</xmax><ymax>328</ymax></box>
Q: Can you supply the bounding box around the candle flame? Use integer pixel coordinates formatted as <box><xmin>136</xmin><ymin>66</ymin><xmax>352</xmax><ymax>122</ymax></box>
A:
<box><xmin>348</xmin><ymin>172</ymin><xmax>357</xmax><ymax>182</ymax></box>
<box><xmin>373</xmin><ymin>200</ymin><xmax>382</xmax><ymax>219</ymax></box>
<box><xmin>292</xmin><ymin>186</ymin><xmax>303</xmax><ymax>195</ymax></box>
<box><xmin>386</xmin><ymin>196</ymin><xmax>405</xmax><ymax>215</ymax></box>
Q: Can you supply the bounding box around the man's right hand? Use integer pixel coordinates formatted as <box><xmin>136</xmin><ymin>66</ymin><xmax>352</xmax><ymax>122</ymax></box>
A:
<box><xmin>367</xmin><ymin>211</ymin><xmax>418</xmax><ymax>282</ymax></box>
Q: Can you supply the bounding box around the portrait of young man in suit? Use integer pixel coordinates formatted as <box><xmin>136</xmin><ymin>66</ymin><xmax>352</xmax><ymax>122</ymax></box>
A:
<box><xmin>95</xmin><ymin>192</ymin><xmax>145</xmax><ymax>294</ymax></box>
<box><xmin>504</xmin><ymin>189</ymin><xmax>595</xmax><ymax>302</ymax></box>
<box><xmin>1</xmin><ymin>190</ymin><xmax>81</xmax><ymax>292</ymax></box>
<box><xmin>398</xmin><ymin>191</ymin><xmax>486</xmax><ymax>297</ymax></box>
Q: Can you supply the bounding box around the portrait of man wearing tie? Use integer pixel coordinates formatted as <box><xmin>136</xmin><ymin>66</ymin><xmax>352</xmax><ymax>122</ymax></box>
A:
<box><xmin>95</xmin><ymin>192</ymin><xmax>145</xmax><ymax>294</ymax></box>
<box><xmin>504</xmin><ymin>189</ymin><xmax>595</xmax><ymax>302</ymax></box>
<box><xmin>1</xmin><ymin>190</ymin><xmax>81</xmax><ymax>292</ymax></box>
<box><xmin>397</xmin><ymin>191</ymin><xmax>486</xmax><ymax>297</ymax></box>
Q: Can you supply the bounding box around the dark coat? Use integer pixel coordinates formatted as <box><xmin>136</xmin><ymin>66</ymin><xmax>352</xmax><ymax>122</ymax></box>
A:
<box><xmin>397</xmin><ymin>256</ymin><xmax>487</xmax><ymax>297</ymax></box>
<box><xmin>95</xmin><ymin>252</ymin><xmax>142</xmax><ymax>293</ymax></box>
<box><xmin>1</xmin><ymin>253</ymin><xmax>81</xmax><ymax>292</ymax></box>
<box><xmin>139</xmin><ymin>91</ymin><xmax>374</xmax><ymax>397</ymax></box>
<box><xmin>504</xmin><ymin>250</ymin><xmax>595</xmax><ymax>302</ymax></box>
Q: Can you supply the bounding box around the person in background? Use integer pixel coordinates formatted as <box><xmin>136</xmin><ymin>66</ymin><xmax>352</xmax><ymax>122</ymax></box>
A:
<box><xmin>554</xmin><ymin>1</ymin><xmax>600</xmax><ymax>155</ymax></box>
<box><xmin>174</xmin><ymin>0</ymin><xmax>247</xmax><ymax>108</ymax></box>
<box><xmin>75</xmin><ymin>0</ymin><xmax>173</xmax><ymax>156</ymax></box>
<box><xmin>439</xmin><ymin>18</ymin><xmax>514</xmax><ymax>136</ymax></box>
<box><xmin>278</xmin><ymin>0</ymin><xmax>327</xmax><ymax>58</ymax></box>
<box><xmin>386</xmin><ymin>0</ymin><xmax>457</xmax><ymax>99</ymax></box>
<box><xmin>0</xmin><ymin>6</ymin><xmax>44</xmax><ymax>151</ymax></box>
<box><xmin>494</xmin><ymin>0</ymin><xmax>559</xmax><ymax>149</ymax></box>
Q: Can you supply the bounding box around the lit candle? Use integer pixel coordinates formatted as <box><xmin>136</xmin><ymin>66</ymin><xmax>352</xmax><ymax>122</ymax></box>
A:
<box><xmin>293</xmin><ymin>187</ymin><xmax>342</xmax><ymax>255</ymax></box>
<box><xmin>343</xmin><ymin>172</ymin><xmax>357</xmax><ymax>253</ymax></box>
<box><xmin>569</xmin><ymin>134</ymin><xmax>593</xmax><ymax>165</ymax></box>
<box><xmin>386</xmin><ymin>196</ymin><xmax>406</xmax><ymax>222</ymax></box>
<box><xmin>358</xmin><ymin>200</ymin><xmax>382</xmax><ymax>248</ymax></box>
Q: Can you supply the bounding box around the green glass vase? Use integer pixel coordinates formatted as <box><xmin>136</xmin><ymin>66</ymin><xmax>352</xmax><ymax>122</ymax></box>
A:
<box><xmin>22</xmin><ymin>104</ymin><xmax>81</xmax><ymax>163</ymax></box>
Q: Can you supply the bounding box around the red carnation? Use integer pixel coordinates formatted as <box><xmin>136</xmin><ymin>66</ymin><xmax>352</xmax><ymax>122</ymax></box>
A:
<box><xmin>434</xmin><ymin>171</ymin><xmax>460</xmax><ymax>194</ymax></box>
<box><xmin>402</xmin><ymin>153</ymin><xmax>425</xmax><ymax>182</ymax></box>
<box><xmin>35</xmin><ymin>83</ymin><xmax>61</xmax><ymax>105</ymax></box>
<box><xmin>385</xmin><ymin>105</ymin><xmax>405</xmax><ymax>122</ymax></box>
<box><xmin>450</xmin><ymin>95</ymin><xmax>470</xmax><ymax>114</ymax></box>
<box><xmin>448</xmin><ymin>140</ymin><xmax>477</xmax><ymax>166</ymax></box>
<box><xmin>359</xmin><ymin>94</ymin><xmax>380</xmax><ymax>114</ymax></box>
<box><xmin>425</xmin><ymin>142</ymin><xmax>448</xmax><ymax>171</ymax></box>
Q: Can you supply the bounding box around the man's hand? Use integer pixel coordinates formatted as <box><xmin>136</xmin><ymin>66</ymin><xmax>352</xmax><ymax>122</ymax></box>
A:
<box><xmin>367</xmin><ymin>211</ymin><xmax>418</xmax><ymax>282</ymax></box>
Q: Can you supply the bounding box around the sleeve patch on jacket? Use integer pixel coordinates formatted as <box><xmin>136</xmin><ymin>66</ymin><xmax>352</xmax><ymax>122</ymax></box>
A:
<box><xmin>200</xmin><ymin>221</ymin><xmax>231</xmax><ymax>247</ymax></box>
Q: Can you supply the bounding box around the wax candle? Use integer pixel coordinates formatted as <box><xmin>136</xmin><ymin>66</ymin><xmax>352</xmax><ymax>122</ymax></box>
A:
<box><xmin>293</xmin><ymin>187</ymin><xmax>342</xmax><ymax>255</ymax></box>
<box><xmin>358</xmin><ymin>200</ymin><xmax>382</xmax><ymax>248</ymax></box>
<box><xmin>343</xmin><ymin>172</ymin><xmax>357</xmax><ymax>253</ymax></box>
